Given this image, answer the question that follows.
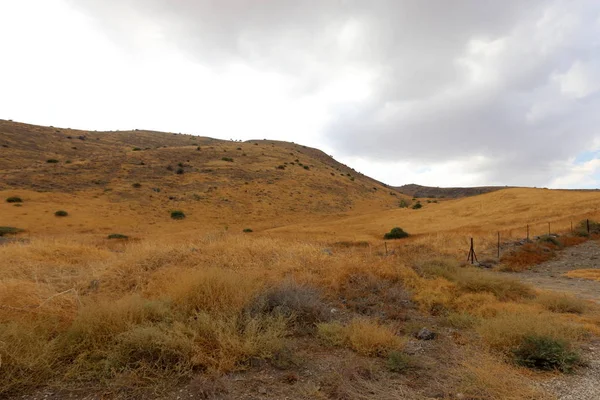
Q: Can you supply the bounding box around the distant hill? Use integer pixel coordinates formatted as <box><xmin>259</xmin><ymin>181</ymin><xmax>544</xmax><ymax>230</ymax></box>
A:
<box><xmin>0</xmin><ymin>120</ymin><xmax>406</xmax><ymax>236</ymax></box>
<box><xmin>395</xmin><ymin>183</ymin><xmax>512</xmax><ymax>198</ymax></box>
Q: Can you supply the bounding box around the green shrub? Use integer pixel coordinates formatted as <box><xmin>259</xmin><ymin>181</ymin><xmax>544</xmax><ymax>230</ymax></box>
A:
<box><xmin>303</xmin><ymin>165</ymin><xmax>310</xmax><ymax>170</ymax></box>
<box><xmin>132</xmin><ymin>183</ymin><xmax>142</xmax><ymax>188</ymax></box>
<box><xmin>46</xmin><ymin>159</ymin><xmax>59</xmax><ymax>163</ymax></box>
<box><xmin>538</xmin><ymin>235</ymin><xmax>561</xmax><ymax>247</ymax></box>
<box><xmin>0</xmin><ymin>226</ymin><xmax>23</xmax><ymax>236</ymax></box>
<box><xmin>176</xmin><ymin>168</ymin><xmax>184</xmax><ymax>175</ymax></box>
<box><xmin>398</xmin><ymin>199</ymin><xmax>410</xmax><ymax>208</ymax></box>
<box><xmin>132</xmin><ymin>147</ymin><xmax>142</xmax><ymax>151</ymax></box>
<box><xmin>243</xmin><ymin>228</ymin><xmax>253</xmax><ymax>233</ymax></box>
<box><xmin>387</xmin><ymin>351</ymin><xmax>416</xmax><ymax>373</ymax></box>
<box><xmin>412</xmin><ymin>202</ymin><xmax>422</xmax><ymax>210</ymax></box>
<box><xmin>6</xmin><ymin>197</ymin><xmax>22</xmax><ymax>203</ymax></box>
<box><xmin>575</xmin><ymin>219</ymin><xmax>600</xmax><ymax>236</ymax></box>
<box><xmin>107</xmin><ymin>234</ymin><xmax>129</xmax><ymax>240</ymax></box>
<box><xmin>221</xmin><ymin>157</ymin><xmax>234</xmax><ymax>162</ymax></box>
<box><xmin>54</xmin><ymin>210</ymin><xmax>68</xmax><ymax>217</ymax></box>
<box><xmin>170</xmin><ymin>210</ymin><xmax>186</xmax><ymax>220</ymax></box>
<box><xmin>513</xmin><ymin>335</ymin><xmax>580</xmax><ymax>372</ymax></box>
<box><xmin>276</xmin><ymin>165</ymin><xmax>285</xmax><ymax>170</ymax></box>
<box><xmin>383</xmin><ymin>227</ymin><xmax>409</xmax><ymax>240</ymax></box>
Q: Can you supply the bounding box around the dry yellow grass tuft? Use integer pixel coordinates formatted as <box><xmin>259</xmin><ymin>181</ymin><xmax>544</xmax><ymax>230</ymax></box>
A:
<box><xmin>565</xmin><ymin>269</ymin><xmax>600</xmax><ymax>281</ymax></box>
<box><xmin>317</xmin><ymin>318</ymin><xmax>405</xmax><ymax>356</ymax></box>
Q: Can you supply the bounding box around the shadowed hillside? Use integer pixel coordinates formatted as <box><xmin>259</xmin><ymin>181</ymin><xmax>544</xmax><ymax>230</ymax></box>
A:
<box><xmin>396</xmin><ymin>183</ymin><xmax>512</xmax><ymax>199</ymax></box>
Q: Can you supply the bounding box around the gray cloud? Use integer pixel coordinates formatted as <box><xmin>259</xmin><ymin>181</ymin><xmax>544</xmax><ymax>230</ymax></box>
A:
<box><xmin>68</xmin><ymin>0</ymin><xmax>600</xmax><ymax>186</ymax></box>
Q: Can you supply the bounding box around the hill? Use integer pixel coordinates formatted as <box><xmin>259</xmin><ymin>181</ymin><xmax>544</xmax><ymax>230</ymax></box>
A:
<box><xmin>0</xmin><ymin>119</ymin><xmax>403</xmax><ymax>237</ymax></box>
<box><xmin>395</xmin><ymin>183</ymin><xmax>511</xmax><ymax>198</ymax></box>
<box><xmin>2</xmin><ymin>120</ymin><xmax>600</xmax><ymax>400</ymax></box>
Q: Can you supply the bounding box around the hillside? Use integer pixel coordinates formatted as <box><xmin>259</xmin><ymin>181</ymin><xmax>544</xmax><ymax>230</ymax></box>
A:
<box><xmin>396</xmin><ymin>183</ymin><xmax>511</xmax><ymax>199</ymax></box>
<box><xmin>0</xmin><ymin>120</ymin><xmax>403</xmax><ymax>237</ymax></box>
<box><xmin>3</xmin><ymin>120</ymin><xmax>600</xmax><ymax>400</ymax></box>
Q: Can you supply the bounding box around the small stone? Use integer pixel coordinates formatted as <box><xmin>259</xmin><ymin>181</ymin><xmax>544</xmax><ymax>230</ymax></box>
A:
<box><xmin>258</xmin><ymin>387</ymin><xmax>267</xmax><ymax>395</ymax></box>
<box><xmin>416</xmin><ymin>327</ymin><xmax>436</xmax><ymax>341</ymax></box>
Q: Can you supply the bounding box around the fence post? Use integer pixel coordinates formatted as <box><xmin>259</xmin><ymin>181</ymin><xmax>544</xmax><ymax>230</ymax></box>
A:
<box><xmin>588</xmin><ymin>219</ymin><xmax>591</xmax><ymax>234</ymax></box>
<box><xmin>384</xmin><ymin>241</ymin><xmax>388</xmax><ymax>256</ymax></box>
<box><xmin>497</xmin><ymin>231</ymin><xmax>500</xmax><ymax>259</ymax></box>
<box><xmin>467</xmin><ymin>238</ymin><xmax>478</xmax><ymax>265</ymax></box>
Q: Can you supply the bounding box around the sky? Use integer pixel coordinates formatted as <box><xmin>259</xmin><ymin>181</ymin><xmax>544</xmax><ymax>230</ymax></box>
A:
<box><xmin>1</xmin><ymin>1</ymin><xmax>600</xmax><ymax>189</ymax></box>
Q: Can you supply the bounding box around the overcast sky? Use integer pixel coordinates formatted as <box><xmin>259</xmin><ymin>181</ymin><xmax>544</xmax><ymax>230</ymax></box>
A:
<box><xmin>2</xmin><ymin>1</ymin><xmax>600</xmax><ymax>188</ymax></box>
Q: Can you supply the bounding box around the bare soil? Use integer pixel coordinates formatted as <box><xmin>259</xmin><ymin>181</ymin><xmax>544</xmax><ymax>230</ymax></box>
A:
<box><xmin>509</xmin><ymin>239</ymin><xmax>600</xmax><ymax>302</ymax></box>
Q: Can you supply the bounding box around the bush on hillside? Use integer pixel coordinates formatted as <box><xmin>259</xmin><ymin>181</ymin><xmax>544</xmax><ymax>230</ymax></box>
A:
<box><xmin>46</xmin><ymin>159</ymin><xmax>59</xmax><ymax>163</ymax></box>
<box><xmin>575</xmin><ymin>219</ymin><xmax>600</xmax><ymax>237</ymax></box>
<box><xmin>384</xmin><ymin>227</ymin><xmax>409</xmax><ymax>240</ymax></box>
<box><xmin>132</xmin><ymin>183</ymin><xmax>142</xmax><ymax>188</ymax></box>
<box><xmin>513</xmin><ymin>335</ymin><xmax>580</xmax><ymax>372</ymax></box>
<box><xmin>412</xmin><ymin>202</ymin><xmax>422</xmax><ymax>210</ymax></box>
<box><xmin>6</xmin><ymin>197</ymin><xmax>22</xmax><ymax>203</ymax></box>
<box><xmin>107</xmin><ymin>234</ymin><xmax>129</xmax><ymax>240</ymax></box>
<box><xmin>398</xmin><ymin>199</ymin><xmax>410</xmax><ymax>208</ymax></box>
<box><xmin>170</xmin><ymin>210</ymin><xmax>186</xmax><ymax>220</ymax></box>
<box><xmin>243</xmin><ymin>228</ymin><xmax>253</xmax><ymax>233</ymax></box>
<box><xmin>0</xmin><ymin>226</ymin><xmax>23</xmax><ymax>236</ymax></box>
<box><xmin>221</xmin><ymin>157</ymin><xmax>234</xmax><ymax>162</ymax></box>
<box><xmin>54</xmin><ymin>210</ymin><xmax>68</xmax><ymax>217</ymax></box>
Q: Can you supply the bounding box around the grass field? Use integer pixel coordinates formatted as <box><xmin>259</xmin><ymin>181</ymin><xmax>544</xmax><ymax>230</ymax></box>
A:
<box><xmin>2</xmin><ymin>120</ymin><xmax>600</xmax><ymax>398</ymax></box>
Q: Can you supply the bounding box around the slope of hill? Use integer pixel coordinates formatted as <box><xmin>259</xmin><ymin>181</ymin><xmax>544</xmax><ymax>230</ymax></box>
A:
<box><xmin>0</xmin><ymin>120</ymin><xmax>404</xmax><ymax>237</ymax></box>
<box><xmin>396</xmin><ymin>183</ymin><xmax>512</xmax><ymax>198</ymax></box>
<box><xmin>3</xmin><ymin>120</ymin><xmax>600</xmax><ymax>400</ymax></box>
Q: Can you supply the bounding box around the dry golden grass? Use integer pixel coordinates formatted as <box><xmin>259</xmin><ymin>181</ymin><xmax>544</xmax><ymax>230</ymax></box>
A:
<box><xmin>565</xmin><ymin>269</ymin><xmax>600</xmax><ymax>281</ymax></box>
<box><xmin>317</xmin><ymin>319</ymin><xmax>405</xmax><ymax>357</ymax></box>
<box><xmin>4</xmin><ymin>121</ymin><xmax>600</xmax><ymax>397</ymax></box>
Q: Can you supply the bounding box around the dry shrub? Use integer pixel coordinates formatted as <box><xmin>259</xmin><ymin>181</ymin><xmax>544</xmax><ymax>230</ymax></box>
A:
<box><xmin>565</xmin><ymin>269</ymin><xmax>600</xmax><ymax>281</ymax></box>
<box><xmin>560</xmin><ymin>235</ymin><xmax>587</xmax><ymax>247</ymax></box>
<box><xmin>457</xmin><ymin>352</ymin><xmax>549</xmax><ymax>400</ymax></box>
<box><xmin>317</xmin><ymin>319</ymin><xmax>405</xmax><ymax>357</ymax></box>
<box><xmin>444</xmin><ymin>311</ymin><xmax>480</xmax><ymax>329</ymax></box>
<box><xmin>333</xmin><ymin>271</ymin><xmax>413</xmax><ymax>319</ymax></box>
<box><xmin>0</xmin><ymin>239</ymin><xmax>112</xmax><ymax>290</ymax></box>
<box><xmin>163</xmin><ymin>268</ymin><xmax>259</xmax><ymax>316</ymax></box>
<box><xmin>0</xmin><ymin>322</ymin><xmax>56</xmax><ymax>396</ymax></box>
<box><xmin>111</xmin><ymin>324</ymin><xmax>196</xmax><ymax>380</ymax></box>
<box><xmin>415</xmin><ymin>257</ymin><xmax>461</xmax><ymax>280</ymax></box>
<box><xmin>410</xmin><ymin>277</ymin><xmax>456</xmax><ymax>315</ymax></box>
<box><xmin>455</xmin><ymin>269</ymin><xmax>535</xmax><ymax>302</ymax></box>
<box><xmin>322</xmin><ymin>360</ymin><xmax>418</xmax><ymax>400</ymax></box>
<box><xmin>188</xmin><ymin>311</ymin><xmax>287</xmax><ymax>371</ymax></box>
<box><xmin>477</xmin><ymin>311</ymin><xmax>589</xmax><ymax>352</ymax></box>
<box><xmin>0</xmin><ymin>280</ymin><xmax>79</xmax><ymax>325</ymax></box>
<box><xmin>536</xmin><ymin>292</ymin><xmax>587</xmax><ymax>314</ymax></box>
<box><xmin>500</xmin><ymin>242</ymin><xmax>556</xmax><ymax>271</ymax></box>
<box><xmin>249</xmin><ymin>280</ymin><xmax>330</xmax><ymax>332</ymax></box>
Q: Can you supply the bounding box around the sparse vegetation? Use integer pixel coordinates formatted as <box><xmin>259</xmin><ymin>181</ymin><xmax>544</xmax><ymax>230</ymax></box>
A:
<box><xmin>107</xmin><ymin>233</ymin><xmax>129</xmax><ymax>239</ymax></box>
<box><xmin>170</xmin><ymin>210</ymin><xmax>186</xmax><ymax>220</ymax></box>
<box><xmin>46</xmin><ymin>159</ymin><xmax>59</xmax><ymax>163</ymax></box>
<box><xmin>54</xmin><ymin>210</ymin><xmax>68</xmax><ymax>217</ymax></box>
<box><xmin>6</xmin><ymin>196</ymin><xmax>22</xmax><ymax>203</ymax></box>
<box><xmin>0</xmin><ymin>226</ymin><xmax>23</xmax><ymax>236</ymax></box>
<box><xmin>513</xmin><ymin>335</ymin><xmax>580</xmax><ymax>372</ymax></box>
<box><xmin>412</xmin><ymin>201</ymin><xmax>422</xmax><ymax>209</ymax></box>
<box><xmin>383</xmin><ymin>227</ymin><xmax>409</xmax><ymax>240</ymax></box>
<box><xmin>132</xmin><ymin>147</ymin><xmax>142</xmax><ymax>151</ymax></box>
<box><xmin>132</xmin><ymin>183</ymin><xmax>142</xmax><ymax>188</ymax></box>
<box><xmin>243</xmin><ymin>228</ymin><xmax>253</xmax><ymax>233</ymax></box>
<box><xmin>221</xmin><ymin>157</ymin><xmax>233</xmax><ymax>162</ymax></box>
<box><xmin>398</xmin><ymin>199</ymin><xmax>410</xmax><ymax>208</ymax></box>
